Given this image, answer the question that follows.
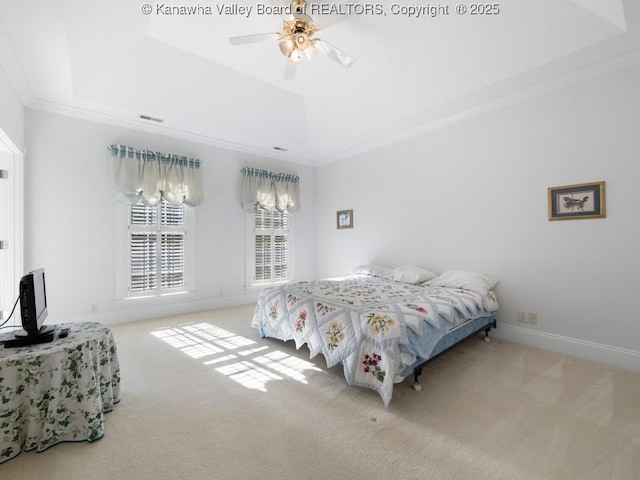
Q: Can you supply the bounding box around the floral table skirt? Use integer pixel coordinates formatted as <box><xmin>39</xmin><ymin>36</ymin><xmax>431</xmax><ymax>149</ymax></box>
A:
<box><xmin>0</xmin><ymin>322</ymin><xmax>121</xmax><ymax>463</ymax></box>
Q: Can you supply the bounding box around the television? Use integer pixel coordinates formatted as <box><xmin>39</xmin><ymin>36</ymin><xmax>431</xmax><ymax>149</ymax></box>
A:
<box><xmin>15</xmin><ymin>268</ymin><xmax>55</xmax><ymax>341</ymax></box>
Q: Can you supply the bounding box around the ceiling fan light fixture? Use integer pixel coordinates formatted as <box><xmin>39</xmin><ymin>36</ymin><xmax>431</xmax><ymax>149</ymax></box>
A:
<box><xmin>289</xmin><ymin>47</ymin><xmax>303</xmax><ymax>63</ymax></box>
<box><xmin>295</xmin><ymin>32</ymin><xmax>309</xmax><ymax>50</ymax></box>
<box><xmin>280</xmin><ymin>38</ymin><xmax>304</xmax><ymax>63</ymax></box>
<box><xmin>279</xmin><ymin>38</ymin><xmax>295</xmax><ymax>56</ymax></box>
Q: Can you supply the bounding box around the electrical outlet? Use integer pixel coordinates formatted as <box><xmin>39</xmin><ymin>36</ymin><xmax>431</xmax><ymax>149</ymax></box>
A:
<box><xmin>517</xmin><ymin>310</ymin><xmax>528</xmax><ymax>323</ymax></box>
<box><xmin>528</xmin><ymin>312</ymin><xmax>538</xmax><ymax>325</ymax></box>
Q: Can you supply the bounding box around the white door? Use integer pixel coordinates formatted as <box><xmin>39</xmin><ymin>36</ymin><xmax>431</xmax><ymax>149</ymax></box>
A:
<box><xmin>0</xmin><ymin>130</ymin><xmax>23</xmax><ymax>327</ymax></box>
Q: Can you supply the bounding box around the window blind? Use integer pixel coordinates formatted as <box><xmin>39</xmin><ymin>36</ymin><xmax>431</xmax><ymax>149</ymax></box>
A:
<box><xmin>129</xmin><ymin>200</ymin><xmax>186</xmax><ymax>294</ymax></box>
<box><xmin>253</xmin><ymin>209</ymin><xmax>289</xmax><ymax>283</ymax></box>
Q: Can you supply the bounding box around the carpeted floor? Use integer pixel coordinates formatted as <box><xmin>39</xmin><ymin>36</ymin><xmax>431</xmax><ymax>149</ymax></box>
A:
<box><xmin>2</xmin><ymin>304</ymin><xmax>639</xmax><ymax>479</ymax></box>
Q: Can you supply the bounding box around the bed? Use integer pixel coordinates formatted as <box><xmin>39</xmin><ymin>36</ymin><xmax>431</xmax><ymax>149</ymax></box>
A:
<box><xmin>251</xmin><ymin>266</ymin><xmax>499</xmax><ymax>406</ymax></box>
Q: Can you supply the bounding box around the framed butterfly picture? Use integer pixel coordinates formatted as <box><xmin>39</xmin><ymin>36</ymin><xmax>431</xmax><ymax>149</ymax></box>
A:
<box><xmin>548</xmin><ymin>181</ymin><xmax>605</xmax><ymax>221</ymax></box>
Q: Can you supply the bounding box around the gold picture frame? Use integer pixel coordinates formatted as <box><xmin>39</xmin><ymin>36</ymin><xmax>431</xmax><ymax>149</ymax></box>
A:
<box><xmin>337</xmin><ymin>209</ymin><xmax>353</xmax><ymax>229</ymax></box>
<box><xmin>548</xmin><ymin>181</ymin><xmax>606</xmax><ymax>221</ymax></box>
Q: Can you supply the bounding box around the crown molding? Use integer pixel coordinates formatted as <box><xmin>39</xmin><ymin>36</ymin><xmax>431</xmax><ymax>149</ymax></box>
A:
<box><xmin>25</xmin><ymin>98</ymin><xmax>315</xmax><ymax>166</ymax></box>
<box><xmin>312</xmin><ymin>48</ymin><xmax>640</xmax><ymax>166</ymax></box>
<box><xmin>22</xmin><ymin>47</ymin><xmax>640</xmax><ymax>168</ymax></box>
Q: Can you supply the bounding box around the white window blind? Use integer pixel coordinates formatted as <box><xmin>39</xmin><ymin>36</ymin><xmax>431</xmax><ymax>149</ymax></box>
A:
<box><xmin>252</xmin><ymin>209</ymin><xmax>290</xmax><ymax>284</ymax></box>
<box><xmin>129</xmin><ymin>200</ymin><xmax>186</xmax><ymax>295</ymax></box>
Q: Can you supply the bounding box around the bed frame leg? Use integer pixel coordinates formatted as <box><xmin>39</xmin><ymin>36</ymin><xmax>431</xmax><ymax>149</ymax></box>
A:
<box><xmin>412</xmin><ymin>366</ymin><xmax>423</xmax><ymax>391</ymax></box>
<box><xmin>483</xmin><ymin>326</ymin><xmax>491</xmax><ymax>342</ymax></box>
<box><xmin>483</xmin><ymin>319</ymin><xmax>496</xmax><ymax>342</ymax></box>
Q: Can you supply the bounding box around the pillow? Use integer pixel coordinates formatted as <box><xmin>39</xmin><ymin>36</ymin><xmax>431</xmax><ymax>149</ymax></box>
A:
<box><xmin>353</xmin><ymin>264</ymin><xmax>394</xmax><ymax>279</ymax></box>
<box><xmin>426</xmin><ymin>270</ymin><xmax>497</xmax><ymax>296</ymax></box>
<box><xmin>392</xmin><ymin>265</ymin><xmax>438</xmax><ymax>284</ymax></box>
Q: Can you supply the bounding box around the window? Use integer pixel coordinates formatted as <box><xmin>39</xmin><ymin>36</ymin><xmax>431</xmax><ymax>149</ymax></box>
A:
<box><xmin>248</xmin><ymin>208</ymin><xmax>291</xmax><ymax>285</ymax></box>
<box><xmin>126</xmin><ymin>200</ymin><xmax>192</xmax><ymax>297</ymax></box>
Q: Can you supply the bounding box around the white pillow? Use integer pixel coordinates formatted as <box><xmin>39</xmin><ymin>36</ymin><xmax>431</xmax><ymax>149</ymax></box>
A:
<box><xmin>392</xmin><ymin>265</ymin><xmax>438</xmax><ymax>284</ymax></box>
<box><xmin>427</xmin><ymin>270</ymin><xmax>497</xmax><ymax>296</ymax></box>
<box><xmin>353</xmin><ymin>264</ymin><xmax>394</xmax><ymax>279</ymax></box>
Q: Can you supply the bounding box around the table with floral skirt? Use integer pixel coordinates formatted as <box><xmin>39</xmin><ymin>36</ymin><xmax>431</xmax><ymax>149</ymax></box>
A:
<box><xmin>0</xmin><ymin>322</ymin><xmax>121</xmax><ymax>463</ymax></box>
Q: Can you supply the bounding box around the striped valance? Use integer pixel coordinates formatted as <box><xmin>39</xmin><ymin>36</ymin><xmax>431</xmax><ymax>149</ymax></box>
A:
<box><xmin>241</xmin><ymin>167</ymin><xmax>301</xmax><ymax>213</ymax></box>
<box><xmin>110</xmin><ymin>144</ymin><xmax>204</xmax><ymax>207</ymax></box>
<box><xmin>242</xmin><ymin>167</ymin><xmax>299</xmax><ymax>184</ymax></box>
<box><xmin>110</xmin><ymin>145</ymin><xmax>201</xmax><ymax>168</ymax></box>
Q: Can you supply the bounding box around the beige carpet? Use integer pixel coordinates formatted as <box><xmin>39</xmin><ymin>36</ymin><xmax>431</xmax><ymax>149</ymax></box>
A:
<box><xmin>2</xmin><ymin>305</ymin><xmax>639</xmax><ymax>479</ymax></box>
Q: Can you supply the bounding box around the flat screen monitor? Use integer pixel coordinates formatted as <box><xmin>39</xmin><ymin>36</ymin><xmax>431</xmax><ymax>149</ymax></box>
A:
<box><xmin>16</xmin><ymin>268</ymin><xmax>54</xmax><ymax>338</ymax></box>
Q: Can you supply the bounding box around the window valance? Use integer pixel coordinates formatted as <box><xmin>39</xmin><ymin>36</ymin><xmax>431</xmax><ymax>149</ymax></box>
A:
<box><xmin>110</xmin><ymin>144</ymin><xmax>204</xmax><ymax>207</ymax></box>
<box><xmin>241</xmin><ymin>167</ymin><xmax>301</xmax><ymax>213</ymax></box>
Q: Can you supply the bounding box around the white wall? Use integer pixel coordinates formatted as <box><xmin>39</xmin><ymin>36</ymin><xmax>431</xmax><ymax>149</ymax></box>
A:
<box><xmin>0</xmin><ymin>63</ymin><xmax>23</xmax><ymax>151</ymax></box>
<box><xmin>24</xmin><ymin>109</ymin><xmax>316</xmax><ymax>324</ymax></box>
<box><xmin>316</xmin><ymin>65</ymin><xmax>640</xmax><ymax>370</ymax></box>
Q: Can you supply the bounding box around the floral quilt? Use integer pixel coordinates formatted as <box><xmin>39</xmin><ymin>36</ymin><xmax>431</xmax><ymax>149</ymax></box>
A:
<box><xmin>252</xmin><ymin>275</ymin><xmax>498</xmax><ymax>406</ymax></box>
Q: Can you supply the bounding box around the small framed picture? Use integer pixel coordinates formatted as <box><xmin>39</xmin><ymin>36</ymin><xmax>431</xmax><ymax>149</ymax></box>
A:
<box><xmin>548</xmin><ymin>181</ymin><xmax>605</xmax><ymax>221</ymax></box>
<box><xmin>337</xmin><ymin>209</ymin><xmax>353</xmax><ymax>229</ymax></box>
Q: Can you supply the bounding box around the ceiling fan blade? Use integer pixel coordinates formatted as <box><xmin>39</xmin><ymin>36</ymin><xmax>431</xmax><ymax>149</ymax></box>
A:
<box><xmin>314</xmin><ymin>39</ymin><xmax>355</xmax><ymax>68</ymax></box>
<box><xmin>229</xmin><ymin>33</ymin><xmax>280</xmax><ymax>46</ymax></box>
<box><xmin>283</xmin><ymin>61</ymin><xmax>297</xmax><ymax>80</ymax></box>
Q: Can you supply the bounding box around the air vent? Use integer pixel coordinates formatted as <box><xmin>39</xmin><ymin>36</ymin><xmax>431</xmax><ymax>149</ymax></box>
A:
<box><xmin>139</xmin><ymin>114</ymin><xmax>164</xmax><ymax>123</ymax></box>
<box><xmin>273</xmin><ymin>146</ymin><xmax>288</xmax><ymax>152</ymax></box>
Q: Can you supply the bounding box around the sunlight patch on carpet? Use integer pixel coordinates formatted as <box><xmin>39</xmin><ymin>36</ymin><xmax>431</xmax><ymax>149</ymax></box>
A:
<box><xmin>151</xmin><ymin>322</ymin><xmax>323</xmax><ymax>392</ymax></box>
<box><xmin>215</xmin><ymin>361</ymin><xmax>284</xmax><ymax>392</ymax></box>
<box><xmin>253</xmin><ymin>350</ymin><xmax>320</xmax><ymax>384</ymax></box>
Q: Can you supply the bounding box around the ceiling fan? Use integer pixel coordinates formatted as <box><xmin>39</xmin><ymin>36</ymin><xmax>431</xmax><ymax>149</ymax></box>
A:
<box><xmin>229</xmin><ymin>0</ymin><xmax>355</xmax><ymax>79</ymax></box>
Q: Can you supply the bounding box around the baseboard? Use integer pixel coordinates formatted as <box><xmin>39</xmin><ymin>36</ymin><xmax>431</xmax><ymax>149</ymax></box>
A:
<box><xmin>60</xmin><ymin>293</ymin><xmax>259</xmax><ymax>326</ymax></box>
<box><xmin>491</xmin><ymin>323</ymin><xmax>640</xmax><ymax>373</ymax></box>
